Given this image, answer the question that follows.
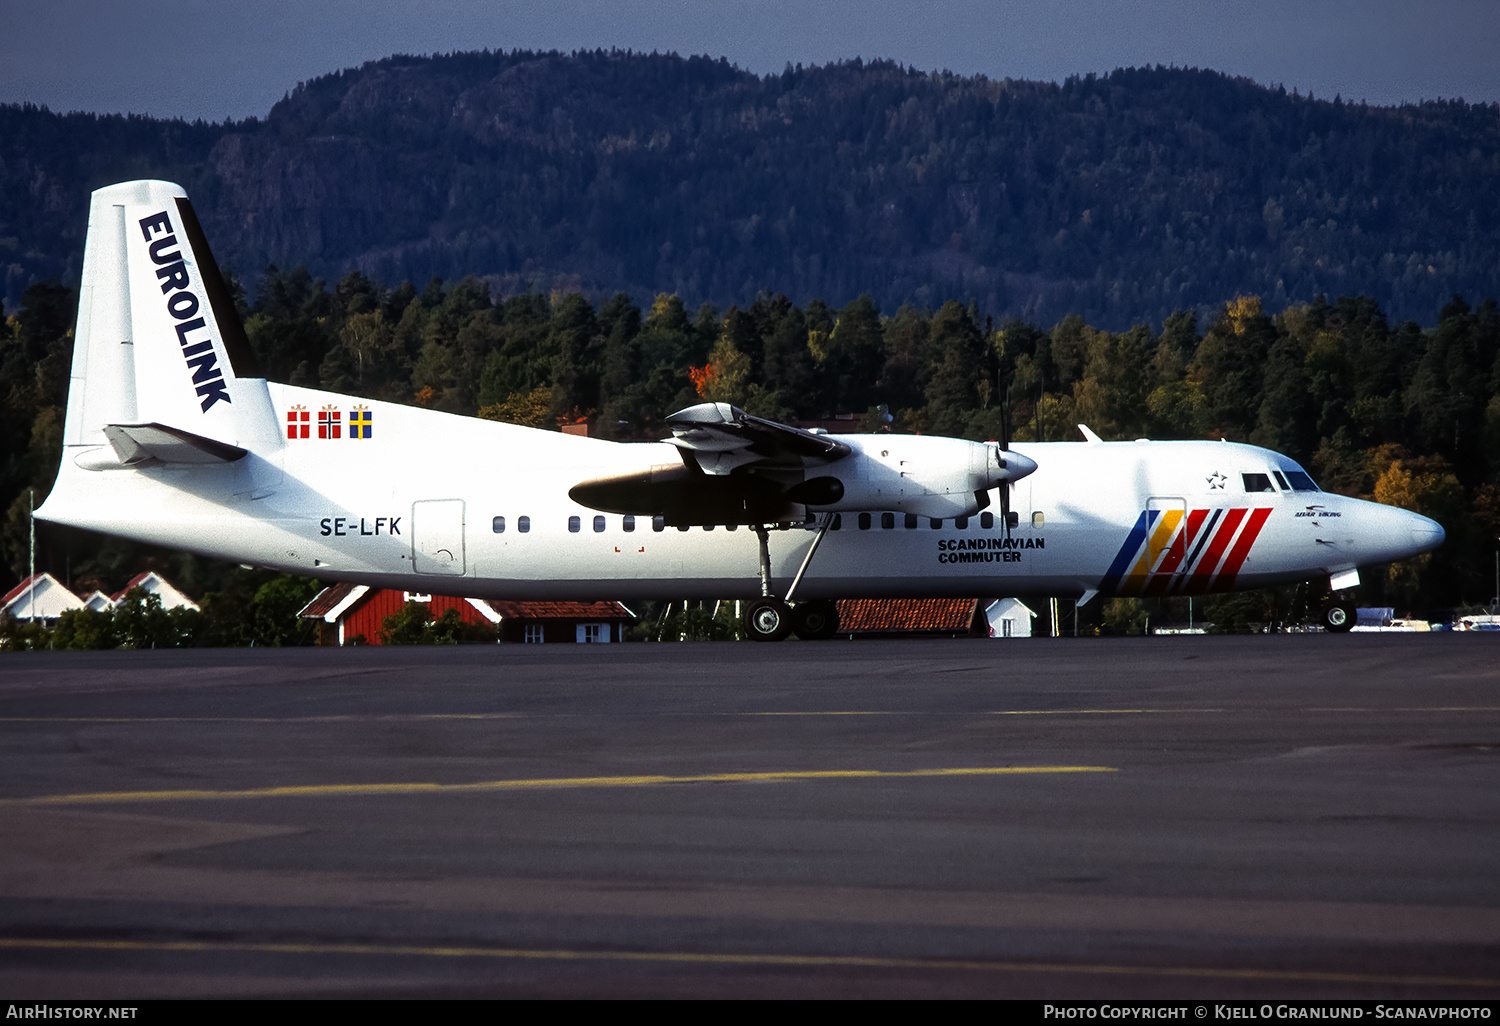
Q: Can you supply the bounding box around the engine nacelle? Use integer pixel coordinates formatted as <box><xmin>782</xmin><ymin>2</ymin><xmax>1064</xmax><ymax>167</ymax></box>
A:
<box><xmin>568</xmin><ymin>431</ymin><xmax>1038</xmax><ymax>525</ymax></box>
<box><xmin>805</xmin><ymin>435</ymin><xmax>1036</xmax><ymax>519</ymax></box>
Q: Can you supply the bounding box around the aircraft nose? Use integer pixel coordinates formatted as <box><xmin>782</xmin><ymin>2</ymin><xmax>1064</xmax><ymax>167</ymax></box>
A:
<box><xmin>1409</xmin><ymin>512</ymin><xmax>1445</xmax><ymax>554</ymax></box>
<box><xmin>1000</xmin><ymin>449</ymin><xmax>1038</xmax><ymax>482</ymax></box>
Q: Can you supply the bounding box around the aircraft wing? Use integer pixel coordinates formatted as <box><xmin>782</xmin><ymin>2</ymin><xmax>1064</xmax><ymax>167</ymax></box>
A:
<box><xmin>664</xmin><ymin>402</ymin><xmax>851</xmax><ymax>475</ymax></box>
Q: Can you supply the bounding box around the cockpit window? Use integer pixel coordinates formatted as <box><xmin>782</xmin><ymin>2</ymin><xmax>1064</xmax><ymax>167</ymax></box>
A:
<box><xmin>1242</xmin><ymin>473</ymin><xmax>1275</xmax><ymax>493</ymax></box>
<box><xmin>1272</xmin><ymin>471</ymin><xmax>1290</xmax><ymax>491</ymax></box>
<box><xmin>1284</xmin><ymin>470</ymin><xmax>1319</xmax><ymax>491</ymax></box>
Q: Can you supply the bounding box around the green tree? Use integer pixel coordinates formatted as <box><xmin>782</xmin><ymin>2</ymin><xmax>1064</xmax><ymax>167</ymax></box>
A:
<box><xmin>1192</xmin><ymin>296</ymin><xmax>1277</xmax><ymax>440</ymax></box>
<box><xmin>247</xmin><ymin>575</ymin><xmax>320</xmax><ymax>647</ymax></box>
<box><xmin>50</xmin><ymin>607</ymin><xmax>119</xmax><ymax>650</ymax></box>
<box><xmin>820</xmin><ymin>294</ymin><xmax>885</xmax><ymax>413</ymax></box>
<box><xmin>380</xmin><ymin>602</ymin><xmax>496</xmax><ymax>644</ymax></box>
<box><xmin>112</xmin><ymin>588</ymin><xmax>175</xmax><ymax>650</ymax></box>
<box><xmin>478</xmin><ymin>386</ymin><xmax>555</xmax><ymax>427</ymax></box>
<box><xmin>923</xmin><ymin>300</ymin><xmax>988</xmax><ymax>435</ymax></box>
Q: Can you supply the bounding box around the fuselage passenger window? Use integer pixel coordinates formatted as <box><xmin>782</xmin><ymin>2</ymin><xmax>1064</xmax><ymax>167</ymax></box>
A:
<box><xmin>858</xmin><ymin>513</ymin><xmax>871</xmax><ymax>530</ymax></box>
<box><xmin>492</xmin><ymin>516</ymin><xmax>505</xmax><ymax>533</ymax></box>
<box><xmin>930</xmin><ymin>518</ymin><xmax>942</xmax><ymax>529</ymax></box>
<box><xmin>904</xmin><ymin>513</ymin><xmax>918</xmax><ymax>529</ymax></box>
<box><xmin>568</xmin><ymin>515</ymin><xmax>581</xmax><ymax>532</ymax></box>
<box><xmin>830</xmin><ymin>514</ymin><xmax>842</xmax><ymax>531</ymax></box>
<box><xmin>881</xmin><ymin>512</ymin><xmax>895</xmax><ymax>529</ymax></box>
<box><xmin>980</xmin><ymin>512</ymin><xmax>994</xmax><ymax>530</ymax></box>
<box><xmin>593</xmin><ymin>515</ymin><xmax>606</xmax><ymax>532</ymax></box>
<box><xmin>653</xmin><ymin>516</ymin><xmax>666</xmax><ymax>532</ymax></box>
<box><xmin>955</xmin><ymin>516</ymin><xmax>968</xmax><ymax>529</ymax></box>
<box><xmin>518</xmin><ymin>516</ymin><xmax>530</xmax><ymax>533</ymax></box>
<box><xmin>623</xmin><ymin>515</ymin><xmax>635</xmax><ymax>532</ymax></box>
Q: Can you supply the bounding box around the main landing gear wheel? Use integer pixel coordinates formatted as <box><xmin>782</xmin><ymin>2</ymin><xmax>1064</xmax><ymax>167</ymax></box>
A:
<box><xmin>744</xmin><ymin>597</ymin><xmax>792</xmax><ymax>641</ymax></box>
<box><xmin>1322</xmin><ymin>602</ymin><xmax>1356</xmax><ymax>633</ymax></box>
<box><xmin>791</xmin><ymin>599</ymin><xmax>840</xmax><ymax>641</ymax></box>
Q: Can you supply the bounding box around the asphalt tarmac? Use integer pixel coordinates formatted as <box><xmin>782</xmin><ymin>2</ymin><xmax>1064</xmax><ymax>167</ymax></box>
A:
<box><xmin>0</xmin><ymin>635</ymin><xmax>1497</xmax><ymax>999</ymax></box>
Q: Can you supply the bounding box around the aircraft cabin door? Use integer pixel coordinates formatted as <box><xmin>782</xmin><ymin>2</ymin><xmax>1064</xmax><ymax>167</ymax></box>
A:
<box><xmin>412</xmin><ymin>499</ymin><xmax>466</xmax><ymax>575</ymax></box>
<box><xmin>1146</xmin><ymin>497</ymin><xmax>1187</xmax><ymax>581</ymax></box>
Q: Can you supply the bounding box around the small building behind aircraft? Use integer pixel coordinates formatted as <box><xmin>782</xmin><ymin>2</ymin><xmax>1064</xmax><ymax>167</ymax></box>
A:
<box><xmin>4</xmin><ymin>571</ymin><xmax>202</xmax><ymax>622</ymax></box>
<box><xmin>80</xmin><ymin>590</ymin><xmax>117</xmax><ymax>613</ymax></box>
<box><xmin>299</xmin><ymin>584</ymin><xmax>634</xmax><ymax>645</ymax></box>
<box><xmin>984</xmin><ymin>597</ymin><xmax>1038</xmax><ymax>638</ymax></box>
<box><xmin>111</xmin><ymin>571</ymin><xmax>201</xmax><ymax>611</ymax></box>
<box><xmin>2</xmin><ymin>573</ymin><xmax>83</xmax><ymax>622</ymax></box>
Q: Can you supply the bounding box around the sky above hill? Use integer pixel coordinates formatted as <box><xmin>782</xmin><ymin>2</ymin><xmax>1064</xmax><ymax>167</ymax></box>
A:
<box><xmin>2</xmin><ymin>0</ymin><xmax>1497</xmax><ymax>122</ymax></box>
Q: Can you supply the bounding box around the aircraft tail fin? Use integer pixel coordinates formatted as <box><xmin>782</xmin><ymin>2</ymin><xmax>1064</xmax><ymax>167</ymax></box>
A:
<box><xmin>61</xmin><ymin>180</ymin><xmax>279</xmax><ymax>465</ymax></box>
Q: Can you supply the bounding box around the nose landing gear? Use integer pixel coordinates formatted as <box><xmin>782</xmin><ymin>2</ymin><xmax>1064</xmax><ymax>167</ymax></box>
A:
<box><xmin>1321</xmin><ymin>601</ymin><xmax>1357</xmax><ymax>633</ymax></box>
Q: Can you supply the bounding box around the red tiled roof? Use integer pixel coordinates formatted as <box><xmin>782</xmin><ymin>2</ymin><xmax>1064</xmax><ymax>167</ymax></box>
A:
<box><xmin>298</xmin><ymin>582</ymin><xmax>362</xmax><ymax>619</ymax></box>
<box><xmin>109</xmin><ymin>571</ymin><xmax>154</xmax><ymax>603</ymax></box>
<box><xmin>2</xmin><ymin>573</ymin><xmax>47</xmax><ymax>607</ymax></box>
<box><xmin>836</xmin><ymin>598</ymin><xmax>979</xmax><ymax>633</ymax></box>
<box><xmin>486</xmin><ymin>600</ymin><xmax>632</xmax><ymax>621</ymax></box>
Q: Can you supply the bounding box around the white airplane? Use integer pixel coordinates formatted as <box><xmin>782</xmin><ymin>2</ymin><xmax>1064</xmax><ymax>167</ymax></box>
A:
<box><xmin>37</xmin><ymin>181</ymin><xmax>1445</xmax><ymax>638</ymax></box>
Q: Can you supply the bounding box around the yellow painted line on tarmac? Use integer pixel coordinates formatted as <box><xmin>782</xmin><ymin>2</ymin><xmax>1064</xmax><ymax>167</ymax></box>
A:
<box><xmin>6</xmin><ymin>766</ymin><xmax>1115</xmax><ymax>807</ymax></box>
<box><xmin>0</xmin><ymin>937</ymin><xmax>1492</xmax><ymax>989</ymax></box>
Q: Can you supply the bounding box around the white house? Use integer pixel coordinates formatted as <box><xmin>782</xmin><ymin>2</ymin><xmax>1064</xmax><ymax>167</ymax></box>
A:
<box><xmin>2</xmin><ymin>573</ymin><xmax>84</xmax><ymax>621</ymax></box>
<box><xmin>984</xmin><ymin>598</ymin><xmax>1037</xmax><ymax>638</ymax></box>
<box><xmin>111</xmin><ymin>572</ymin><xmax>201</xmax><ymax>612</ymax></box>
<box><xmin>80</xmin><ymin>590</ymin><xmax>116</xmax><ymax>612</ymax></box>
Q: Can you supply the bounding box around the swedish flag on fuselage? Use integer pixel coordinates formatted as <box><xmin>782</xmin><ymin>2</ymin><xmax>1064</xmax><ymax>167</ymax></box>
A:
<box><xmin>350</xmin><ymin>405</ymin><xmax>373</xmax><ymax>440</ymax></box>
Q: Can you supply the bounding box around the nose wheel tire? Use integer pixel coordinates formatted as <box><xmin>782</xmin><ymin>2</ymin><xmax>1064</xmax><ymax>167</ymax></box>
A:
<box><xmin>1322</xmin><ymin>602</ymin><xmax>1356</xmax><ymax>633</ymax></box>
<box><xmin>791</xmin><ymin>599</ymin><xmax>840</xmax><ymax>641</ymax></box>
<box><xmin>744</xmin><ymin>597</ymin><xmax>792</xmax><ymax>641</ymax></box>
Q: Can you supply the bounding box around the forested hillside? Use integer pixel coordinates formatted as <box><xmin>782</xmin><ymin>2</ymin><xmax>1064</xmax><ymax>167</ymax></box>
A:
<box><xmin>2</xmin><ymin>51</ymin><xmax>1499</xmax><ymax>327</ymax></box>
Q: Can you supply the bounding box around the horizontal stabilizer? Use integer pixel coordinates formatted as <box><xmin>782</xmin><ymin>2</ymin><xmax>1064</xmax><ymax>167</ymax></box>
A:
<box><xmin>98</xmin><ymin>422</ymin><xmax>247</xmax><ymax>468</ymax></box>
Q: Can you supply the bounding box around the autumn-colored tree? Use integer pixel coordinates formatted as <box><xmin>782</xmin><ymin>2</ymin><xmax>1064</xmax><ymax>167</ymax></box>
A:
<box><xmin>478</xmin><ymin>386</ymin><xmax>555</xmax><ymax>427</ymax></box>
<box><xmin>1371</xmin><ymin>448</ymin><xmax>1465</xmax><ymax>600</ymax></box>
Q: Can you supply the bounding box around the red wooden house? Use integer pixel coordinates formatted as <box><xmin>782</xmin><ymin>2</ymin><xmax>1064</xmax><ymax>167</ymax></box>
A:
<box><xmin>298</xmin><ymin>583</ymin><xmax>634</xmax><ymax>645</ymax></box>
